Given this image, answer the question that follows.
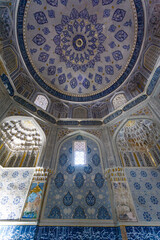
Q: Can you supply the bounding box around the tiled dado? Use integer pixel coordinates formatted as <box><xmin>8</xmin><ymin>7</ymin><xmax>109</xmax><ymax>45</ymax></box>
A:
<box><xmin>0</xmin><ymin>225</ymin><xmax>160</xmax><ymax>240</ymax></box>
<box><xmin>0</xmin><ymin>225</ymin><xmax>122</xmax><ymax>240</ymax></box>
<box><xmin>126</xmin><ymin>226</ymin><xmax>160</xmax><ymax>240</ymax></box>
<box><xmin>0</xmin><ymin>167</ymin><xmax>52</xmax><ymax>221</ymax></box>
<box><xmin>0</xmin><ymin>167</ymin><xmax>34</xmax><ymax>220</ymax></box>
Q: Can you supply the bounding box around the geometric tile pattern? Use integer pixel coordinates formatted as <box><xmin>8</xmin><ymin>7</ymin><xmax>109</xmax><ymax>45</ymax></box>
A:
<box><xmin>125</xmin><ymin>168</ymin><xmax>160</xmax><ymax>222</ymax></box>
<box><xmin>0</xmin><ymin>167</ymin><xmax>34</xmax><ymax>220</ymax></box>
<box><xmin>44</xmin><ymin>135</ymin><xmax>112</xmax><ymax>220</ymax></box>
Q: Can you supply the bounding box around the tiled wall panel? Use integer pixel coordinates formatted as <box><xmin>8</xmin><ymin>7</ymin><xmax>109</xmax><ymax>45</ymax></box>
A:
<box><xmin>125</xmin><ymin>168</ymin><xmax>160</xmax><ymax>222</ymax></box>
<box><xmin>44</xmin><ymin>135</ymin><xmax>112</xmax><ymax>220</ymax></box>
<box><xmin>0</xmin><ymin>225</ymin><xmax>122</xmax><ymax>240</ymax></box>
<box><xmin>126</xmin><ymin>226</ymin><xmax>160</xmax><ymax>240</ymax></box>
<box><xmin>0</xmin><ymin>167</ymin><xmax>34</xmax><ymax>220</ymax></box>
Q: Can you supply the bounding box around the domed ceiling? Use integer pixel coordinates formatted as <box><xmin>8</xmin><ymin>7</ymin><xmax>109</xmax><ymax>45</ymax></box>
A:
<box><xmin>17</xmin><ymin>0</ymin><xmax>144</xmax><ymax>102</ymax></box>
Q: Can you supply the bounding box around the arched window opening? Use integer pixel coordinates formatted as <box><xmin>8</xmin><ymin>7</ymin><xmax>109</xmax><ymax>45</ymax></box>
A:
<box><xmin>112</xmin><ymin>93</ymin><xmax>127</xmax><ymax>110</ymax></box>
<box><xmin>0</xmin><ymin>117</ymin><xmax>46</xmax><ymax>167</ymax></box>
<box><xmin>34</xmin><ymin>94</ymin><xmax>49</xmax><ymax>110</ymax></box>
<box><xmin>73</xmin><ymin>140</ymin><xmax>86</xmax><ymax>165</ymax></box>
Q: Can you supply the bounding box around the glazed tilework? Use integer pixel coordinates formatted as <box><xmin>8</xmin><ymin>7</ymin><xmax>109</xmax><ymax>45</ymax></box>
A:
<box><xmin>13</xmin><ymin>96</ymin><xmax>37</xmax><ymax>112</ymax></box>
<box><xmin>22</xmin><ymin>182</ymin><xmax>45</xmax><ymax>220</ymax></box>
<box><xmin>147</xmin><ymin>66</ymin><xmax>160</xmax><ymax>96</ymax></box>
<box><xmin>0</xmin><ymin>225</ymin><xmax>122</xmax><ymax>240</ymax></box>
<box><xmin>0</xmin><ymin>225</ymin><xmax>160</xmax><ymax>240</ymax></box>
<box><xmin>44</xmin><ymin>135</ymin><xmax>112</xmax><ymax>220</ymax></box>
<box><xmin>123</xmin><ymin>95</ymin><xmax>147</xmax><ymax>112</ymax></box>
<box><xmin>0</xmin><ymin>74</ymin><xmax>14</xmax><ymax>97</ymax></box>
<box><xmin>0</xmin><ymin>225</ymin><xmax>37</xmax><ymax>240</ymax></box>
<box><xmin>126</xmin><ymin>226</ymin><xmax>160</xmax><ymax>240</ymax></box>
<box><xmin>125</xmin><ymin>168</ymin><xmax>160</xmax><ymax>222</ymax></box>
<box><xmin>36</xmin><ymin>226</ymin><xmax>122</xmax><ymax>240</ymax></box>
<box><xmin>17</xmin><ymin>0</ymin><xmax>144</xmax><ymax>102</ymax></box>
<box><xmin>0</xmin><ymin>167</ymin><xmax>34</xmax><ymax>220</ymax></box>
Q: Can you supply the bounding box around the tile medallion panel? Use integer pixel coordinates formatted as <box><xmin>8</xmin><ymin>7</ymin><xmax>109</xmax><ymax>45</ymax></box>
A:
<box><xmin>125</xmin><ymin>167</ymin><xmax>160</xmax><ymax>222</ymax></box>
<box><xmin>0</xmin><ymin>167</ymin><xmax>34</xmax><ymax>220</ymax></box>
<box><xmin>17</xmin><ymin>0</ymin><xmax>144</xmax><ymax>102</ymax></box>
<box><xmin>44</xmin><ymin>135</ymin><xmax>112</xmax><ymax>220</ymax></box>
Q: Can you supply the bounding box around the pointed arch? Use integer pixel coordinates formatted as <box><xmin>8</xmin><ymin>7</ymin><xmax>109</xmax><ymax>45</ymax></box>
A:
<box><xmin>113</xmin><ymin>116</ymin><xmax>160</xmax><ymax>167</ymax></box>
<box><xmin>52</xmin><ymin>130</ymin><xmax>107</xmax><ymax>174</ymax></box>
<box><xmin>0</xmin><ymin>116</ymin><xmax>46</xmax><ymax>167</ymax></box>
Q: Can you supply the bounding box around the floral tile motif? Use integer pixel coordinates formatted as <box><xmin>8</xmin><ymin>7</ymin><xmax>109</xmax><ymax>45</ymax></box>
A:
<box><xmin>125</xmin><ymin>168</ymin><xmax>160</xmax><ymax>222</ymax></box>
<box><xmin>0</xmin><ymin>167</ymin><xmax>34</xmax><ymax>220</ymax></box>
<box><xmin>17</xmin><ymin>0</ymin><xmax>144</xmax><ymax>102</ymax></box>
<box><xmin>44</xmin><ymin>135</ymin><xmax>112</xmax><ymax>220</ymax></box>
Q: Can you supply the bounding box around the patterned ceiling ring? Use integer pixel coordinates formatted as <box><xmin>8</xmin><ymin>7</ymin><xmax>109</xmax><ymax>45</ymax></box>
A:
<box><xmin>17</xmin><ymin>0</ymin><xmax>144</xmax><ymax>102</ymax></box>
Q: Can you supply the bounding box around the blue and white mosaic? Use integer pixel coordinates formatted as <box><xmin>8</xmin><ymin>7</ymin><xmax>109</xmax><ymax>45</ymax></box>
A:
<box><xmin>0</xmin><ymin>225</ymin><xmax>122</xmax><ymax>240</ymax></box>
<box><xmin>36</xmin><ymin>226</ymin><xmax>122</xmax><ymax>240</ymax></box>
<box><xmin>0</xmin><ymin>225</ymin><xmax>37</xmax><ymax>240</ymax></box>
<box><xmin>125</xmin><ymin>168</ymin><xmax>160</xmax><ymax>222</ymax></box>
<box><xmin>17</xmin><ymin>0</ymin><xmax>144</xmax><ymax>102</ymax></box>
<box><xmin>0</xmin><ymin>167</ymin><xmax>34</xmax><ymax>220</ymax></box>
<box><xmin>126</xmin><ymin>226</ymin><xmax>160</xmax><ymax>240</ymax></box>
<box><xmin>44</xmin><ymin>135</ymin><xmax>112</xmax><ymax>220</ymax></box>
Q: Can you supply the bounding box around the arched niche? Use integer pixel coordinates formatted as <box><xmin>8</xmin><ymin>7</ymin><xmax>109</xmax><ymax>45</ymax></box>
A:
<box><xmin>115</xmin><ymin>118</ymin><xmax>160</xmax><ymax>167</ymax></box>
<box><xmin>72</xmin><ymin>106</ymin><xmax>88</xmax><ymax>119</ymax></box>
<box><xmin>91</xmin><ymin>102</ymin><xmax>108</xmax><ymax>118</ymax></box>
<box><xmin>51</xmin><ymin>102</ymin><xmax>69</xmax><ymax>118</ymax></box>
<box><xmin>128</xmin><ymin>72</ymin><xmax>147</xmax><ymax>97</ymax></box>
<box><xmin>0</xmin><ymin>116</ymin><xmax>46</xmax><ymax>167</ymax></box>
<box><xmin>43</xmin><ymin>132</ymin><xmax>112</xmax><ymax>224</ymax></box>
<box><xmin>14</xmin><ymin>73</ymin><xmax>35</xmax><ymax>99</ymax></box>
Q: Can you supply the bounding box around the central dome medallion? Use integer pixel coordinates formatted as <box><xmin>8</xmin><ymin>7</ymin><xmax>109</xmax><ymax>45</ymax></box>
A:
<box><xmin>17</xmin><ymin>0</ymin><xmax>144</xmax><ymax>102</ymax></box>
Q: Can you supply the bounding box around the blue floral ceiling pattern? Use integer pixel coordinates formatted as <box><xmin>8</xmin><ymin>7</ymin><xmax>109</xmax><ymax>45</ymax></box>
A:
<box><xmin>17</xmin><ymin>0</ymin><xmax>144</xmax><ymax>102</ymax></box>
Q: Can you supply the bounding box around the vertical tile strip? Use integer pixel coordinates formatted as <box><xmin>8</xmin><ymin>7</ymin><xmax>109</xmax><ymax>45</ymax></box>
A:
<box><xmin>148</xmin><ymin>151</ymin><xmax>157</xmax><ymax>166</ymax></box>
<box><xmin>120</xmin><ymin>226</ymin><xmax>128</xmax><ymax>240</ymax></box>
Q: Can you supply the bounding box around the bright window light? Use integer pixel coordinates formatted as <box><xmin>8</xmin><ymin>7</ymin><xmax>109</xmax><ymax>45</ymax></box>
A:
<box><xmin>73</xmin><ymin>141</ymin><xmax>86</xmax><ymax>165</ymax></box>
